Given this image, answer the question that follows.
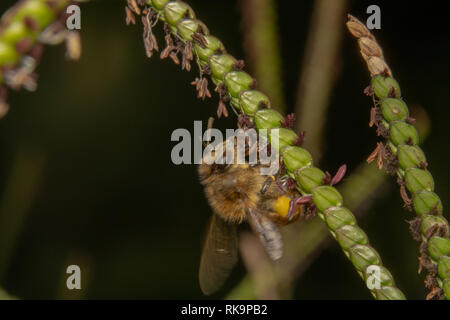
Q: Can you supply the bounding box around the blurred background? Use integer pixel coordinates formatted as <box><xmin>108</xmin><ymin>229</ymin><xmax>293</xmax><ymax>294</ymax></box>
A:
<box><xmin>0</xmin><ymin>0</ymin><xmax>448</xmax><ymax>299</ymax></box>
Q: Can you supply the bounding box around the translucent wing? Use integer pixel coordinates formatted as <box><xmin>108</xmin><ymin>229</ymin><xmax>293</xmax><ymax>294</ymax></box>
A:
<box><xmin>199</xmin><ymin>214</ymin><xmax>238</xmax><ymax>295</ymax></box>
<box><xmin>246</xmin><ymin>208</ymin><xmax>283</xmax><ymax>261</ymax></box>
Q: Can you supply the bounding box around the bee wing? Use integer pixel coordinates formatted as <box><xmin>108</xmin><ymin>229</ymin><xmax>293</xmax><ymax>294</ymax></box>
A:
<box><xmin>246</xmin><ymin>208</ymin><xmax>283</xmax><ymax>261</ymax></box>
<box><xmin>199</xmin><ymin>214</ymin><xmax>238</xmax><ymax>295</ymax></box>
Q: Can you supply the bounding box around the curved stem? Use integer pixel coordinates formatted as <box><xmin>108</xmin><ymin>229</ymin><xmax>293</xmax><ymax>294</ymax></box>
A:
<box><xmin>346</xmin><ymin>15</ymin><xmax>450</xmax><ymax>300</ymax></box>
<box><xmin>240</xmin><ymin>0</ymin><xmax>285</xmax><ymax>113</ymax></box>
<box><xmin>294</xmin><ymin>0</ymin><xmax>348</xmax><ymax>161</ymax></box>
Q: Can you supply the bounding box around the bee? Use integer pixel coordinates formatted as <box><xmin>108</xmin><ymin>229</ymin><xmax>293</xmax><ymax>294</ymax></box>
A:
<box><xmin>197</xmin><ymin>134</ymin><xmax>305</xmax><ymax>295</ymax></box>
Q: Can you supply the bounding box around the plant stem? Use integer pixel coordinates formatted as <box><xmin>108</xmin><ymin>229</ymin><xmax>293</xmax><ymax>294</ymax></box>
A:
<box><xmin>294</xmin><ymin>0</ymin><xmax>348</xmax><ymax>161</ymax></box>
<box><xmin>0</xmin><ymin>287</ymin><xmax>16</xmax><ymax>300</ymax></box>
<box><xmin>346</xmin><ymin>15</ymin><xmax>450</xmax><ymax>300</ymax></box>
<box><xmin>240</xmin><ymin>0</ymin><xmax>285</xmax><ymax>113</ymax></box>
<box><xmin>0</xmin><ymin>146</ymin><xmax>46</xmax><ymax>281</ymax></box>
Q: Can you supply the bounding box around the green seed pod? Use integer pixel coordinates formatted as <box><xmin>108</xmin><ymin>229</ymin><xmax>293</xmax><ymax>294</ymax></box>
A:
<box><xmin>296</xmin><ymin>167</ymin><xmax>326</xmax><ymax>193</ymax></box>
<box><xmin>397</xmin><ymin>145</ymin><xmax>426</xmax><ymax>170</ymax></box>
<box><xmin>281</xmin><ymin>146</ymin><xmax>312</xmax><ymax>173</ymax></box>
<box><xmin>380</xmin><ymin>98</ymin><xmax>409</xmax><ymax>122</ymax></box>
<box><xmin>443</xmin><ymin>279</ymin><xmax>450</xmax><ymax>299</ymax></box>
<box><xmin>12</xmin><ymin>0</ymin><xmax>55</xmax><ymax>30</ymax></box>
<box><xmin>163</xmin><ymin>1</ymin><xmax>195</xmax><ymax>26</ymax></box>
<box><xmin>239</xmin><ymin>90</ymin><xmax>270</xmax><ymax>115</ymax></box>
<box><xmin>151</xmin><ymin>0</ymin><xmax>170</xmax><ymax>10</ymax></box>
<box><xmin>312</xmin><ymin>186</ymin><xmax>343</xmax><ymax>212</ymax></box>
<box><xmin>427</xmin><ymin>236</ymin><xmax>450</xmax><ymax>261</ymax></box>
<box><xmin>208</xmin><ymin>54</ymin><xmax>236</xmax><ymax>82</ymax></box>
<box><xmin>270</xmin><ymin>128</ymin><xmax>298</xmax><ymax>152</ymax></box>
<box><xmin>48</xmin><ymin>0</ymin><xmax>71</xmax><ymax>11</ymax></box>
<box><xmin>254</xmin><ymin>109</ymin><xmax>283</xmax><ymax>129</ymax></box>
<box><xmin>413</xmin><ymin>191</ymin><xmax>443</xmax><ymax>216</ymax></box>
<box><xmin>0</xmin><ymin>21</ymin><xmax>35</xmax><ymax>46</ymax></box>
<box><xmin>224</xmin><ymin>71</ymin><xmax>253</xmax><ymax>98</ymax></box>
<box><xmin>229</xmin><ymin>96</ymin><xmax>241</xmax><ymax>111</ymax></box>
<box><xmin>422</xmin><ymin>215</ymin><xmax>449</xmax><ymax>238</ymax></box>
<box><xmin>348</xmin><ymin>244</ymin><xmax>381</xmax><ymax>272</ymax></box>
<box><xmin>371</xmin><ymin>75</ymin><xmax>401</xmax><ymax>99</ymax></box>
<box><xmin>389</xmin><ymin>120</ymin><xmax>419</xmax><ymax>146</ymax></box>
<box><xmin>404</xmin><ymin>168</ymin><xmax>434</xmax><ymax>193</ymax></box>
<box><xmin>437</xmin><ymin>256</ymin><xmax>450</xmax><ymax>281</ymax></box>
<box><xmin>375</xmin><ymin>286</ymin><xmax>406</xmax><ymax>300</ymax></box>
<box><xmin>335</xmin><ymin>225</ymin><xmax>368</xmax><ymax>250</ymax></box>
<box><xmin>194</xmin><ymin>35</ymin><xmax>225</xmax><ymax>63</ymax></box>
<box><xmin>380</xmin><ymin>120</ymin><xmax>390</xmax><ymax>136</ymax></box>
<box><xmin>176</xmin><ymin>19</ymin><xmax>207</xmax><ymax>41</ymax></box>
<box><xmin>0</xmin><ymin>42</ymin><xmax>19</xmax><ymax>67</ymax></box>
<box><xmin>387</xmin><ymin>141</ymin><xmax>398</xmax><ymax>156</ymax></box>
<box><xmin>324</xmin><ymin>207</ymin><xmax>357</xmax><ymax>231</ymax></box>
<box><xmin>363</xmin><ymin>265</ymin><xmax>395</xmax><ymax>287</ymax></box>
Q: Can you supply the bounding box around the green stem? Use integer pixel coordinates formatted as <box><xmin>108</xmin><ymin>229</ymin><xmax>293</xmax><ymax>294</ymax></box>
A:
<box><xmin>346</xmin><ymin>15</ymin><xmax>450</xmax><ymax>300</ymax></box>
<box><xmin>240</xmin><ymin>0</ymin><xmax>285</xmax><ymax>113</ymax></box>
<box><xmin>0</xmin><ymin>287</ymin><xmax>16</xmax><ymax>300</ymax></box>
<box><xmin>138</xmin><ymin>0</ymin><xmax>406</xmax><ymax>300</ymax></box>
<box><xmin>0</xmin><ymin>146</ymin><xmax>46</xmax><ymax>281</ymax></box>
<box><xmin>294</xmin><ymin>0</ymin><xmax>348</xmax><ymax>161</ymax></box>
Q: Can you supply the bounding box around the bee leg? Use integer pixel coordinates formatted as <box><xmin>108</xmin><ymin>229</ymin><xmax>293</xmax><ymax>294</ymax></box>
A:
<box><xmin>286</xmin><ymin>195</ymin><xmax>313</xmax><ymax>221</ymax></box>
<box><xmin>260</xmin><ymin>176</ymin><xmax>275</xmax><ymax>194</ymax></box>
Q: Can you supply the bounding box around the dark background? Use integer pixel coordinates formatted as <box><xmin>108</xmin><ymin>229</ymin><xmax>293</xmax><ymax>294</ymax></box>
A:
<box><xmin>0</xmin><ymin>0</ymin><xmax>448</xmax><ymax>299</ymax></box>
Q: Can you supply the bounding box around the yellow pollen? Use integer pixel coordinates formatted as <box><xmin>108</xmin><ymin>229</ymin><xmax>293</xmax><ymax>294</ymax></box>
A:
<box><xmin>273</xmin><ymin>196</ymin><xmax>292</xmax><ymax>218</ymax></box>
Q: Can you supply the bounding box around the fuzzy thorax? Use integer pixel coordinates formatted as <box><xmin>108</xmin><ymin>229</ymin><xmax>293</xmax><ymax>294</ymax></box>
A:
<box><xmin>199</xmin><ymin>163</ymin><xmax>267</xmax><ymax>223</ymax></box>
